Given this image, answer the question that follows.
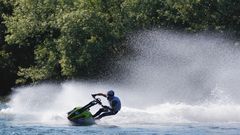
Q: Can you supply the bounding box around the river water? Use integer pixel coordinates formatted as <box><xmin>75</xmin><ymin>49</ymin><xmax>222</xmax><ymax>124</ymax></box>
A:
<box><xmin>1</xmin><ymin>102</ymin><xmax>240</xmax><ymax>135</ymax></box>
<box><xmin>1</xmin><ymin>103</ymin><xmax>240</xmax><ymax>135</ymax></box>
<box><xmin>1</xmin><ymin>30</ymin><xmax>240</xmax><ymax>134</ymax></box>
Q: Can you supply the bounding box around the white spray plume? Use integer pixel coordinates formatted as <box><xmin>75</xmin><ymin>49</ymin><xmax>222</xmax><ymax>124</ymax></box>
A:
<box><xmin>2</xmin><ymin>30</ymin><xmax>240</xmax><ymax>125</ymax></box>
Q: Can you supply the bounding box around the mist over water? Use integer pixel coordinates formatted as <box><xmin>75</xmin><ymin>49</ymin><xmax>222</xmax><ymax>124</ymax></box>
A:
<box><xmin>122</xmin><ymin>30</ymin><xmax>240</xmax><ymax>105</ymax></box>
<box><xmin>2</xmin><ymin>30</ymin><xmax>240</xmax><ymax>125</ymax></box>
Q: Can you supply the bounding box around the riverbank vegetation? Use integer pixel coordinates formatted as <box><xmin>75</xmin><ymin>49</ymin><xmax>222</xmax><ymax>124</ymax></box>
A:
<box><xmin>0</xmin><ymin>0</ymin><xmax>239</xmax><ymax>96</ymax></box>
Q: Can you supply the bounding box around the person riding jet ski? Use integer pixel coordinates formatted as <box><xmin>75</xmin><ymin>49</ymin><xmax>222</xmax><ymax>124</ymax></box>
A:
<box><xmin>92</xmin><ymin>90</ymin><xmax>121</xmax><ymax>120</ymax></box>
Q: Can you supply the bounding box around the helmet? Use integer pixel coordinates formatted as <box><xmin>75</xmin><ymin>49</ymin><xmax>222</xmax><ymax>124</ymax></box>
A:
<box><xmin>107</xmin><ymin>90</ymin><xmax>114</xmax><ymax>97</ymax></box>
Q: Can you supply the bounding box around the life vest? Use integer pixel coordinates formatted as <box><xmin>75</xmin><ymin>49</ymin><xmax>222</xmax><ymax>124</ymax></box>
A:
<box><xmin>108</xmin><ymin>96</ymin><xmax>121</xmax><ymax>112</ymax></box>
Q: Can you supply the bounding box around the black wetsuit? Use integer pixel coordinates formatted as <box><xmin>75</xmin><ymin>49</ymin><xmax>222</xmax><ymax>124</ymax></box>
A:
<box><xmin>93</xmin><ymin>96</ymin><xmax>121</xmax><ymax>119</ymax></box>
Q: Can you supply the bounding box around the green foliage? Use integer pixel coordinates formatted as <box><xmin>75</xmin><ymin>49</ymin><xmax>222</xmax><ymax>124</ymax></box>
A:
<box><xmin>4</xmin><ymin>0</ymin><xmax>130</xmax><ymax>83</ymax></box>
<box><xmin>0</xmin><ymin>0</ymin><xmax>16</xmax><ymax>95</ymax></box>
<box><xmin>0</xmin><ymin>0</ymin><xmax>240</xmax><ymax>94</ymax></box>
<box><xmin>123</xmin><ymin>0</ymin><xmax>240</xmax><ymax>32</ymax></box>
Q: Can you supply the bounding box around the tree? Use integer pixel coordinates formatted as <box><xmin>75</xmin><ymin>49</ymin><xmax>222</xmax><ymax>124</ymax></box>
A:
<box><xmin>0</xmin><ymin>0</ymin><xmax>15</xmax><ymax>95</ymax></box>
<box><xmin>1</xmin><ymin>0</ymin><xmax>240</xmax><ymax>95</ymax></box>
<box><xmin>4</xmin><ymin>0</ymin><xmax>130</xmax><ymax>84</ymax></box>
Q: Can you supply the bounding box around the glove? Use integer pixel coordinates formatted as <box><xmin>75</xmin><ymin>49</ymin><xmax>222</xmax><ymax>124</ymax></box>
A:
<box><xmin>92</xmin><ymin>94</ymin><xmax>96</xmax><ymax>98</ymax></box>
<box><xmin>103</xmin><ymin>105</ymin><xmax>111</xmax><ymax>110</ymax></box>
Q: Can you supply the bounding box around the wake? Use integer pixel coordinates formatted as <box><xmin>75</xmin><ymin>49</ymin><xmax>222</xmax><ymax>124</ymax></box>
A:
<box><xmin>1</xmin><ymin>82</ymin><xmax>240</xmax><ymax>125</ymax></box>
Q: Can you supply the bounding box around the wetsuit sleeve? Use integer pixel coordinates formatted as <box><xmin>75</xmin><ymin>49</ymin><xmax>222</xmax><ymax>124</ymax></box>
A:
<box><xmin>93</xmin><ymin>93</ymin><xmax>107</xmax><ymax>98</ymax></box>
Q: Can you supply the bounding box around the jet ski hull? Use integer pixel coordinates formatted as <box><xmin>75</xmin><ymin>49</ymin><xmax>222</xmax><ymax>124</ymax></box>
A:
<box><xmin>70</xmin><ymin>117</ymin><xmax>95</xmax><ymax>126</ymax></box>
<box><xmin>67</xmin><ymin>107</ymin><xmax>95</xmax><ymax>126</ymax></box>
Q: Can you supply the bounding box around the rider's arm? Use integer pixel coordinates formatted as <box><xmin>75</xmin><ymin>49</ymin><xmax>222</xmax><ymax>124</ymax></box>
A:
<box><xmin>103</xmin><ymin>105</ymin><xmax>113</xmax><ymax>111</ymax></box>
<box><xmin>92</xmin><ymin>93</ymin><xmax>107</xmax><ymax>98</ymax></box>
<box><xmin>103</xmin><ymin>100</ymin><xmax>117</xmax><ymax>112</ymax></box>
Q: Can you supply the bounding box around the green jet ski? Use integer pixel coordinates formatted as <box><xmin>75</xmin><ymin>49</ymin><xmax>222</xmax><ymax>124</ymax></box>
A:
<box><xmin>67</xmin><ymin>97</ymin><xmax>103</xmax><ymax>126</ymax></box>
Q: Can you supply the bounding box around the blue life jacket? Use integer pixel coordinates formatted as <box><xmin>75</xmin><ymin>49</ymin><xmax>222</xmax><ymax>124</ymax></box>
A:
<box><xmin>108</xmin><ymin>96</ymin><xmax>121</xmax><ymax>112</ymax></box>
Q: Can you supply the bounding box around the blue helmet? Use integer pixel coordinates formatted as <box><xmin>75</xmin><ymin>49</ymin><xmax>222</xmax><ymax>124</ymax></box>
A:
<box><xmin>107</xmin><ymin>90</ymin><xmax>114</xmax><ymax>97</ymax></box>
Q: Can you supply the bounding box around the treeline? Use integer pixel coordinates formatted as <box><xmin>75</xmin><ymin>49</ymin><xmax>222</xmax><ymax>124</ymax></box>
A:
<box><xmin>0</xmin><ymin>0</ymin><xmax>239</xmax><ymax>96</ymax></box>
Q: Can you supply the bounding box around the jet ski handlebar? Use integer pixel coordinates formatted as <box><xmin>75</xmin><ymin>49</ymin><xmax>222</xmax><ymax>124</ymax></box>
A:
<box><xmin>94</xmin><ymin>98</ymin><xmax>102</xmax><ymax>105</ymax></box>
<box><xmin>92</xmin><ymin>95</ymin><xmax>103</xmax><ymax>105</ymax></box>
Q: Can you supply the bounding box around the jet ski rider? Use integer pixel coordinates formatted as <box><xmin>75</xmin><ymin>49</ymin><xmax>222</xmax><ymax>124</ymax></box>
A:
<box><xmin>92</xmin><ymin>90</ymin><xmax>121</xmax><ymax>120</ymax></box>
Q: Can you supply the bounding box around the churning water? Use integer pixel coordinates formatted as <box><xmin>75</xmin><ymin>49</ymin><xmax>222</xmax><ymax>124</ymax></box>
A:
<box><xmin>1</xmin><ymin>30</ymin><xmax>240</xmax><ymax>134</ymax></box>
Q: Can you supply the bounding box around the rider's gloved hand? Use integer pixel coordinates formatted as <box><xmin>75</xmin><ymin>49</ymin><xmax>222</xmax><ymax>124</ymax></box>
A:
<box><xmin>100</xmin><ymin>106</ymin><xmax>109</xmax><ymax>112</ymax></box>
<box><xmin>103</xmin><ymin>105</ymin><xmax>111</xmax><ymax>110</ymax></box>
<box><xmin>91</xmin><ymin>94</ymin><xmax>96</xmax><ymax>98</ymax></box>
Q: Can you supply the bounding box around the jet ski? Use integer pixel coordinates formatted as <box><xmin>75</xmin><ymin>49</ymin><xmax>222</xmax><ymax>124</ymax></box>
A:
<box><xmin>67</xmin><ymin>97</ymin><xmax>103</xmax><ymax>126</ymax></box>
